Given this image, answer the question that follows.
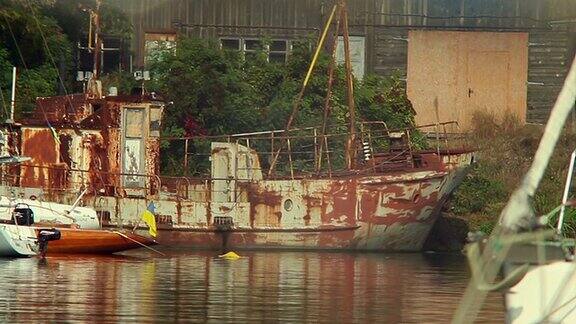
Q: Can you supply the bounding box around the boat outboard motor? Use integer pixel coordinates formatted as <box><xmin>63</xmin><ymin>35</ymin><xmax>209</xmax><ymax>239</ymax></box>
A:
<box><xmin>13</xmin><ymin>204</ymin><xmax>34</xmax><ymax>226</ymax></box>
<box><xmin>37</xmin><ymin>228</ymin><xmax>61</xmax><ymax>258</ymax></box>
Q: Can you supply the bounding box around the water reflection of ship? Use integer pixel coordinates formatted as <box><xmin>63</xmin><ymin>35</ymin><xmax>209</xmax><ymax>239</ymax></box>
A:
<box><xmin>0</xmin><ymin>253</ymin><xmax>503</xmax><ymax>322</ymax></box>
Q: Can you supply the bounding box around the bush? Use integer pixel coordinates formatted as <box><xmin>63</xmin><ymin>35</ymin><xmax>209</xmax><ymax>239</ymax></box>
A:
<box><xmin>450</xmin><ymin>111</ymin><xmax>576</xmax><ymax>236</ymax></box>
<box><xmin>148</xmin><ymin>36</ymin><xmax>420</xmax><ymax>176</ymax></box>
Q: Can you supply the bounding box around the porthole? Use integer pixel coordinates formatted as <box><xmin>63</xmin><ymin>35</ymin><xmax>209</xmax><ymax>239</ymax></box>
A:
<box><xmin>284</xmin><ymin>199</ymin><xmax>293</xmax><ymax>211</ymax></box>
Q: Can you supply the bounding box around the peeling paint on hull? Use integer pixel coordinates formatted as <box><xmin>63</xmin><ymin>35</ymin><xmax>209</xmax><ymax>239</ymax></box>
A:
<box><xmin>0</xmin><ymin>151</ymin><xmax>471</xmax><ymax>251</ymax></box>
<box><xmin>118</xmin><ymin>157</ymin><xmax>470</xmax><ymax>251</ymax></box>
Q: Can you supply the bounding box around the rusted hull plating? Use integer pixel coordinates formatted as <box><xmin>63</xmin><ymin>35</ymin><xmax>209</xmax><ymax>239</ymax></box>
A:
<box><xmin>110</xmin><ymin>153</ymin><xmax>469</xmax><ymax>251</ymax></box>
<box><xmin>0</xmin><ymin>152</ymin><xmax>472</xmax><ymax>252</ymax></box>
<box><xmin>2</xmin><ymin>153</ymin><xmax>471</xmax><ymax>252</ymax></box>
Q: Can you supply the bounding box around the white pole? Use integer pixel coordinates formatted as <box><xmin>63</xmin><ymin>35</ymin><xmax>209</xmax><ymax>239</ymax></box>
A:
<box><xmin>10</xmin><ymin>66</ymin><xmax>16</xmax><ymax>122</ymax></box>
<box><xmin>557</xmin><ymin>149</ymin><xmax>576</xmax><ymax>233</ymax></box>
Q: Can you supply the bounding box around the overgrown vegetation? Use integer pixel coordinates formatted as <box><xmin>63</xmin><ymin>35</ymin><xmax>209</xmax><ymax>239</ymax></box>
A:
<box><xmin>0</xmin><ymin>0</ymin><xmax>131</xmax><ymax>116</ymax></box>
<box><xmin>147</xmin><ymin>37</ymin><xmax>418</xmax><ymax>175</ymax></box>
<box><xmin>0</xmin><ymin>0</ymin><xmax>419</xmax><ymax>178</ymax></box>
<box><xmin>449</xmin><ymin>111</ymin><xmax>576</xmax><ymax>237</ymax></box>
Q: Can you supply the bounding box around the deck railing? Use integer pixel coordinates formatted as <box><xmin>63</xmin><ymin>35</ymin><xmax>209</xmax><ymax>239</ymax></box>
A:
<box><xmin>161</xmin><ymin>120</ymin><xmax>465</xmax><ymax>179</ymax></box>
<box><xmin>0</xmin><ymin>121</ymin><xmax>467</xmax><ymax>199</ymax></box>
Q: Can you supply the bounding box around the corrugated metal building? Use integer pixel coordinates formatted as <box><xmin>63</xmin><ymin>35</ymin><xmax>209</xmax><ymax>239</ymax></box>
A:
<box><xmin>109</xmin><ymin>0</ymin><xmax>576</xmax><ymax>126</ymax></box>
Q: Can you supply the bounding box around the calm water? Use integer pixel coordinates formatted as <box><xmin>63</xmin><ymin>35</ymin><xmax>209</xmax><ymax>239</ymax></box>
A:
<box><xmin>0</xmin><ymin>250</ymin><xmax>503</xmax><ymax>323</ymax></box>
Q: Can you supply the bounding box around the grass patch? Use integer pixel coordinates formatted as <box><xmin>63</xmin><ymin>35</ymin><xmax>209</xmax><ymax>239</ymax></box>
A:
<box><xmin>449</xmin><ymin>111</ymin><xmax>576</xmax><ymax>235</ymax></box>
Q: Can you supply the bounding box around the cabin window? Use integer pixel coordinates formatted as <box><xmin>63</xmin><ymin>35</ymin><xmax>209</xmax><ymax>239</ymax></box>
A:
<box><xmin>125</xmin><ymin>108</ymin><xmax>144</xmax><ymax>137</ymax></box>
<box><xmin>149</xmin><ymin>105</ymin><xmax>163</xmax><ymax>137</ymax></box>
<box><xmin>97</xmin><ymin>211</ymin><xmax>111</xmax><ymax>224</ymax></box>
<box><xmin>219</xmin><ymin>37</ymin><xmax>290</xmax><ymax>63</ymax></box>
<box><xmin>92</xmin><ymin>103</ymin><xmax>102</xmax><ymax>113</ymax></box>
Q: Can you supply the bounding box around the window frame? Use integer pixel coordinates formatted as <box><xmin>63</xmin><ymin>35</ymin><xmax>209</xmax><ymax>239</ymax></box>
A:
<box><xmin>219</xmin><ymin>37</ymin><xmax>291</xmax><ymax>63</ymax></box>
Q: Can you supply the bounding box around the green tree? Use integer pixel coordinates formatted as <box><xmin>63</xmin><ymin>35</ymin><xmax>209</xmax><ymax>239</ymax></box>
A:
<box><xmin>0</xmin><ymin>0</ymin><xmax>133</xmax><ymax>117</ymax></box>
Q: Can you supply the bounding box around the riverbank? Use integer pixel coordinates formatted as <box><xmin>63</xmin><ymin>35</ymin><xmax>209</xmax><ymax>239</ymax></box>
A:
<box><xmin>426</xmin><ymin>112</ymin><xmax>576</xmax><ymax>251</ymax></box>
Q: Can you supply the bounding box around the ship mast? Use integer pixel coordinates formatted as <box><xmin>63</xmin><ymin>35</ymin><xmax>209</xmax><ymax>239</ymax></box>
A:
<box><xmin>268</xmin><ymin>0</ymin><xmax>357</xmax><ymax>176</ymax></box>
<box><xmin>92</xmin><ymin>0</ymin><xmax>102</xmax><ymax>80</ymax></box>
<box><xmin>85</xmin><ymin>0</ymin><xmax>103</xmax><ymax>98</ymax></box>
<box><xmin>340</xmin><ymin>1</ymin><xmax>356</xmax><ymax>170</ymax></box>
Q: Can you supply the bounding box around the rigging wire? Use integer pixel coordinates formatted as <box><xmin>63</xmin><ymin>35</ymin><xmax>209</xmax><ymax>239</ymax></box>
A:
<box><xmin>24</xmin><ymin>0</ymin><xmax>75</xmax><ymax>116</ymax></box>
<box><xmin>2</xmin><ymin>7</ymin><xmax>72</xmax><ymax>167</ymax></box>
<box><xmin>2</xmin><ymin>14</ymin><xmax>54</xmax><ymax>132</ymax></box>
<box><xmin>11</xmin><ymin>1</ymin><xmax>124</xmax><ymax>195</ymax></box>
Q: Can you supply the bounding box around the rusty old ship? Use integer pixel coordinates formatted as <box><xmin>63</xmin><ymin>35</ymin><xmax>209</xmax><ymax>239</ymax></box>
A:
<box><xmin>0</xmin><ymin>91</ymin><xmax>473</xmax><ymax>251</ymax></box>
<box><xmin>0</xmin><ymin>2</ymin><xmax>473</xmax><ymax>251</ymax></box>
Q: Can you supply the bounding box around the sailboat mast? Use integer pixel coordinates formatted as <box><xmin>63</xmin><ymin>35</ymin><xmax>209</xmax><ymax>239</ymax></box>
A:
<box><xmin>341</xmin><ymin>1</ymin><xmax>356</xmax><ymax>170</ymax></box>
<box><xmin>9</xmin><ymin>66</ymin><xmax>16</xmax><ymax>123</ymax></box>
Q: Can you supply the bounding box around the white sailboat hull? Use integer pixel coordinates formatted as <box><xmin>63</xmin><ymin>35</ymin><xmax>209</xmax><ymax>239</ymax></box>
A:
<box><xmin>0</xmin><ymin>224</ymin><xmax>38</xmax><ymax>257</ymax></box>
<box><xmin>506</xmin><ymin>261</ymin><xmax>576</xmax><ymax>323</ymax></box>
<box><xmin>0</xmin><ymin>196</ymin><xmax>99</xmax><ymax>229</ymax></box>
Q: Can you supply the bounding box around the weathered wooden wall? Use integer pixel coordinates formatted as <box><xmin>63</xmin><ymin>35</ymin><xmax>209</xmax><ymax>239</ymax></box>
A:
<box><xmin>109</xmin><ymin>0</ymin><xmax>576</xmax><ymax>124</ymax></box>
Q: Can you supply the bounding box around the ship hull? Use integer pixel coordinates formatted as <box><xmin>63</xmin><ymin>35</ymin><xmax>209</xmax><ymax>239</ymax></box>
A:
<box><xmin>141</xmin><ymin>222</ymin><xmax>435</xmax><ymax>251</ymax></box>
<box><xmin>130</xmin><ymin>153</ymin><xmax>472</xmax><ymax>252</ymax></box>
<box><xmin>3</xmin><ymin>152</ymin><xmax>473</xmax><ymax>252</ymax></box>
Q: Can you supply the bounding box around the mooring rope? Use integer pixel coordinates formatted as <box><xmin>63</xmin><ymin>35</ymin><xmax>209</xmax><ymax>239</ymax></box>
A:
<box><xmin>112</xmin><ymin>231</ymin><xmax>166</xmax><ymax>256</ymax></box>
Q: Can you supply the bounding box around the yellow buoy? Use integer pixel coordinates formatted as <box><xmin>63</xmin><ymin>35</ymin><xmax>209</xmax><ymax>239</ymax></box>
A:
<box><xmin>219</xmin><ymin>251</ymin><xmax>241</xmax><ymax>260</ymax></box>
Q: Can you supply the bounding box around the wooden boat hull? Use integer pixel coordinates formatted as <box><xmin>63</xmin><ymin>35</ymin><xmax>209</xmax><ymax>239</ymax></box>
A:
<box><xmin>35</xmin><ymin>228</ymin><xmax>157</xmax><ymax>254</ymax></box>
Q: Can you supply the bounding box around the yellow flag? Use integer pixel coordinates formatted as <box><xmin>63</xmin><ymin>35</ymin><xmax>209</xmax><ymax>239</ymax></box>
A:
<box><xmin>141</xmin><ymin>202</ymin><xmax>157</xmax><ymax>237</ymax></box>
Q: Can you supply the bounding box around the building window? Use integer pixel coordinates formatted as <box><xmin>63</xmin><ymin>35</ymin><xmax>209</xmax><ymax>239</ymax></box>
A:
<box><xmin>244</xmin><ymin>39</ymin><xmax>264</xmax><ymax>61</ymax></box>
<box><xmin>221</xmin><ymin>38</ymin><xmax>241</xmax><ymax>51</ymax></box>
<box><xmin>220</xmin><ymin>38</ymin><xmax>290</xmax><ymax>63</ymax></box>
<box><xmin>269</xmin><ymin>40</ymin><xmax>288</xmax><ymax>63</ymax></box>
<box><xmin>336</xmin><ymin>36</ymin><xmax>366</xmax><ymax>80</ymax></box>
<box><xmin>77</xmin><ymin>35</ymin><xmax>128</xmax><ymax>74</ymax></box>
